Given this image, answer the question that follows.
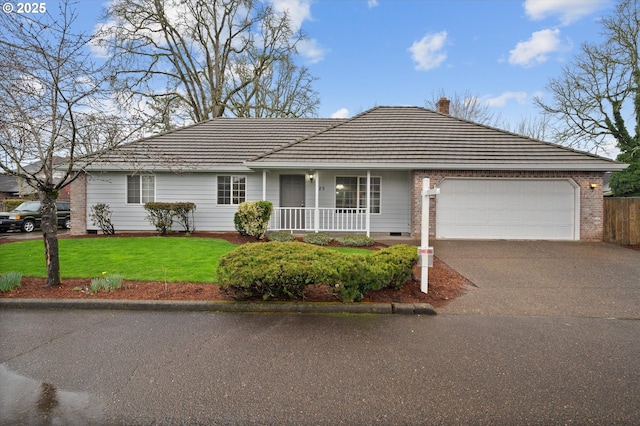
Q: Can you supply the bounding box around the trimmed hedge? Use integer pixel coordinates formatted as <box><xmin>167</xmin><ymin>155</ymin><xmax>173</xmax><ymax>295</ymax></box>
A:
<box><xmin>303</xmin><ymin>232</ymin><xmax>332</xmax><ymax>245</ymax></box>
<box><xmin>336</xmin><ymin>235</ymin><xmax>375</xmax><ymax>247</ymax></box>
<box><xmin>266</xmin><ymin>231</ymin><xmax>296</xmax><ymax>242</ymax></box>
<box><xmin>217</xmin><ymin>242</ymin><xmax>418</xmax><ymax>302</ymax></box>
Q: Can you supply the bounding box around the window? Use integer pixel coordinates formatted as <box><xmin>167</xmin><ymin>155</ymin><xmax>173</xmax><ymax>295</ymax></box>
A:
<box><xmin>335</xmin><ymin>176</ymin><xmax>381</xmax><ymax>213</ymax></box>
<box><xmin>127</xmin><ymin>175</ymin><xmax>155</xmax><ymax>204</ymax></box>
<box><xmin>217</xmin><ymin>175</ymin><xmax>246</xmax><ymax>205</ymax></box>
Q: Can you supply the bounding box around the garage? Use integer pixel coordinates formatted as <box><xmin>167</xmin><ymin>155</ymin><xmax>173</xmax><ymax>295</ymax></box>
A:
<box><xmin>436</xmin><ymin>178</ymin><xmax>579</xmax><ymax>240</ymax></box>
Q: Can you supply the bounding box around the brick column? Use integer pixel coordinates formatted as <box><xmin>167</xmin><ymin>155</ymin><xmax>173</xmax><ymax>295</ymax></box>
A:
<box><xmin>70</xmin><ymin>172</ymin><xmax>87</xmax><ymax>234</ymax></box>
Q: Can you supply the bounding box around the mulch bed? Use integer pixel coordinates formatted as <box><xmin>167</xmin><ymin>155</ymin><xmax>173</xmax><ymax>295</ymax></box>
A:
<box><xmin>1</xmin><ymin>231</ymin><xmax>475</xmax><ymax>307</ymax></box>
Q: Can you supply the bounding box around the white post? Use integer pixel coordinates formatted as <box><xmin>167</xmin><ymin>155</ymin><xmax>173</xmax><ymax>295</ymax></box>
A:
<box><xmin>262</xmin><ymin>170</ymin><xmax>267</xmax><ymax>201</ymax></box>
<box><xmin>421</xmin><ymin>178</ymin><xmax>430</xmax><ymax>293</ymax></box>
<box><xmin>314</xmin><ymin>171</ymin><xmax>319</xmax><ymax>232</ymax></box>
<box><xmin>366</xmin><ymin>170</ymin><xmax>371</xmax><ymax>237</ymax></box>
<box><xmin>420</xmin><ymin>178</ymin><xmax>440</xmax><ymax>294</ymax></box>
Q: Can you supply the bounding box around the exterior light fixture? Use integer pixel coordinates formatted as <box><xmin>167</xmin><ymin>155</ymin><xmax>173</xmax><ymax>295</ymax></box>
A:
<box><xmin>308</xmin><ymin>173</ymin><xmax>314</xmax><ymax>182</ymax></box>
<box><xmin>590</xmin><ymin>183</ymin><xmax>598</xmax><ymax>190</ymax></box>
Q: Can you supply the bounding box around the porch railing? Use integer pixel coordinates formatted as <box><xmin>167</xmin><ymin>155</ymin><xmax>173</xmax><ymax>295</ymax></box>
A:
<box><xmin>269</xmin><ymin>207</ymin><xmax>367</xmax><ymax>232</ymax></box>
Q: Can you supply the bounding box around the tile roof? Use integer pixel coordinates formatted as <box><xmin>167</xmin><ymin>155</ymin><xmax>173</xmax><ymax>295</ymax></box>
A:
<box><xmin>88</xmin><ymin>118</ymin><xmax>344</xmax><ymax>171</ymax></box>
<box><xmin>87</xmin><ymin>106</ymin><xmax>626</xmax><ymax>172</ymax></box>
<box><xmin>248</xmin><ymin>106</ymin><xmax>625</xmax><ymax>170</ymax></box>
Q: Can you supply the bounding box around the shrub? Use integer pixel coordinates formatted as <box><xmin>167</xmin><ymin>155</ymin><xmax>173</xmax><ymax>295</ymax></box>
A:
<box><xmin>266</xmin><ymin>231</ymin><xmax>296</xmax><ymax>242</ymax></box>
<box><xmin>171</xmin><ymin>202</ymin><xmax>197</xmax><ymax>232</ymax></box>
<box><xmin>89</xmin><ymin>203</ymin><xmax>115</xmax><ymax>235</ymax></box>
<box><xmin>89</xmin><ymin>274</ymin><xmax>124</xmax><ymax>293</ymax></box>
<box><xmin>144</xmin><ymin>202</ymin><xmax>196</xmax><ymax>234</ymax></box>
<box><xmin>217</xmin><ymin>242</ymin><xmax>419</xmax><ymax>302</ymax></box>
<box><xmin>233</xmin><ymin>201</ymin><xmax>273</xmax><ymax>240</ymax></box>
<box><xmin>303</xmin><ymin>232</ymin><xmax>332</xmax><ymax>245</ymax></box>
<box><xmin>336</xmin><ymin>235</ymin><xmax>375</xmax><ymax>247</ymax></box>
<box><xmin>0</xmin><ymin>271</ymin><xmax>22</xmax><ymax>292</ymax></box>
<box><xmin>369</xmin><ymin>245</ymin><xmax>418</xmax><ymax>290</ymax></box>
<box><xmin>217</xmin><ymin>242</ymin><xmax>340</xmax><ymax>300</ymax></box>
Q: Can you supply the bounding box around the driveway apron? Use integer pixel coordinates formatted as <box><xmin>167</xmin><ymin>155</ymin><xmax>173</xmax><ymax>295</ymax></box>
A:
<box><xmin>433</xmin><ymin>240</ymin><xmax>640</xmax><ymax>319</ymax></box>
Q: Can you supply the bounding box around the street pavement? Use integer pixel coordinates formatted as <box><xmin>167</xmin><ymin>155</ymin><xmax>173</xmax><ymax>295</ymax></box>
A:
<box><xmin>1</xmin><ymin>241</ymin><xmax>639</xmax><ymax>425</ymax></box>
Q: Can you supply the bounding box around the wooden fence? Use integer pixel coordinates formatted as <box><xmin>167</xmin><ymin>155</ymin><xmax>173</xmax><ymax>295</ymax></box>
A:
<box><xmin>603</xmin><ymin>197</ymin><xmax>640</xmax><ymax>245</ymax></box>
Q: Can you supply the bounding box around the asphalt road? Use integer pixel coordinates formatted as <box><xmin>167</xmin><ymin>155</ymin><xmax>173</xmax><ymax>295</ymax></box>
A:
<box><xmin>1</xmin><ymin>241</ymin><xmax>639</xmax><ymax>425</ymax></box>
<box><xmin>1</xmin><ymin>309</ymin><xmax>638</xmax><ymax>425</ymax></box>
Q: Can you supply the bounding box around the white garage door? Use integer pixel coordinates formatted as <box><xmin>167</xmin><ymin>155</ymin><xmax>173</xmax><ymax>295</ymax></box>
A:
<box><xmin>436</xmin><ymin>179</ymin><xmax>578</xmax><ymax>240</ymax></box>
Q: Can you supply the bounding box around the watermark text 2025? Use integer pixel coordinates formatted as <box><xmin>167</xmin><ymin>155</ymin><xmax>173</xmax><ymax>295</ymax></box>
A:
<box><xmin>2</xmin><ymin>3</ymin><xmax>47</xmax><ymax>14</ymax></box>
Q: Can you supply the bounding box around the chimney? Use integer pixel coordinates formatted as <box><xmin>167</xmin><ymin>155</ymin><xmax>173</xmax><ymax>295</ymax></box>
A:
<box><xmin>436</xmin><ymin>97</ymin><xmax>450</xmax><ymax>115</ymax></box>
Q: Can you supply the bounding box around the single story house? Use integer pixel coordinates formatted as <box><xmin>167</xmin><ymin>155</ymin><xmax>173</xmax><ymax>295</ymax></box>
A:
<box><xmin>71</xmin><ymin>102</ymin><xmax>627</xmax><ymax>241</ymax></box>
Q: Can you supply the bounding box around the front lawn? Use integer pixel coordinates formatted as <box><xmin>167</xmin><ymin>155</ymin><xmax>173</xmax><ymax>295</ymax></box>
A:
<box><xmin>0</xmin><ymin>237</ymin><xmax>370</xmax><ymax>283</ymax></box>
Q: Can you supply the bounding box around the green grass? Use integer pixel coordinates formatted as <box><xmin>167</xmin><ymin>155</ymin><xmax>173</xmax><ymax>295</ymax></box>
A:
<box><xmin>0</xmin><ymin>237</ymin><xmax>370</xmax><ymax>283</ymax></box>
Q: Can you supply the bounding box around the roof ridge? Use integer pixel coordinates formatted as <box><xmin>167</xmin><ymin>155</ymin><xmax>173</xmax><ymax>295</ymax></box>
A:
<box><xmin>248</xmin><ymin>114</ymin><xmax>363</xmax><ymax>161</ymax></box>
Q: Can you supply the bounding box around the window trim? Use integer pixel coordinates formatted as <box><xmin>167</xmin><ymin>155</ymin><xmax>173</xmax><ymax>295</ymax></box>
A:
<box><xmin>335</xmin><ymin>175</ymin><xmax>381</xmax><ymax>214</ymax></box>
<box><xmin>217</xmin><ymin>175</ymin><xmax>247</xmax><ymax>206</ymax></box>
<box><xmin>126</xmin><ymin>174</ymin><xmax>155</xmax><ymax>205</ymax></box>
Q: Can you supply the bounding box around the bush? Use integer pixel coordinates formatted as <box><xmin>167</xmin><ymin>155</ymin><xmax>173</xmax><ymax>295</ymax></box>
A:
<box><xmin>233</xmin><ymin>201</ymin><xmax>273</xmax><ymax>240</ymax></box>
<box><xmin>217</xmin><ymin>242</ymin><xmax>418</xmax><ymax>302</ymax></box>
<box><xmin>0</xmin><ymin>271</ymin><xmax>22</xmax><ymax>292</ymax></box>
<box><xmin>144</xmin><ymin>202</ymin><xmax>196</xmax><ymax>234</ymax></box>
<box><xmin>217</xmin><ymin>242</ymin><xmax>340</xmax><ymax>300</ymax></box>
<box><xmin>336</xmin><ymin>235</ymin><xmax>375</xmax><ymax>247</ymax></box>
<box><xmin>171</xmin><ymin>202</ymin><xmax>197</xmax><ymax>232</ymax></box>
<box><xmin>303</xmin><ymin>232</ymin><xmax>332</xmax><ymax>245</ymax></box>
<box><xmin>266</xmin><ymin>231</ymin><xmax>296</xmax><ymax>242</ymax></box>
<box><xmin>89</xmin><ymin>203</ymin><xmax>115</xmax><ymax>235</ymax></box>
<box><xmin>89</xmin><ymin>274</ymin><xmax>124</xmax><ymax>293</ymax></box>
<box><xmin>369</xmin><ymin>245</ymin><xmax>418</xmax><ymax>290</ymax></box>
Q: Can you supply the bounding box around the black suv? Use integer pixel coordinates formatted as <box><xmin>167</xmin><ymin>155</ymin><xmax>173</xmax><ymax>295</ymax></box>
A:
<box><xmin>0</xmin><ymin>201</ymin><xmax>71</xmax><ymax>233</ymax></box>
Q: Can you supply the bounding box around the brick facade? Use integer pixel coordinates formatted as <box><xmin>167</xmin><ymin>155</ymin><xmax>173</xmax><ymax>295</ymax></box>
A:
<box><xmin>69</xmin><ymin>172</ymin><xmax>87</xmax><ymax>235</ymax></box>
<box><xmin>411</xmin><ymin>170</ymin><xmax>604</xmax><ymax>241</ymax></box>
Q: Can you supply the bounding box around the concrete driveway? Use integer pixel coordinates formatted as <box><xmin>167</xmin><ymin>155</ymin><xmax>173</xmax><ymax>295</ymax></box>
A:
<box><xmin>433</xmin><ymin>240</ymin><xmax>640</xmax><ymax>319</ymax></box>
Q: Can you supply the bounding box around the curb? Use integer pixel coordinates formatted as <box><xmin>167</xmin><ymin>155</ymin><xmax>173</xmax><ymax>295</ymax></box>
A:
<box><xmin>0</xmin><ymin>299</ymin><xmax>437</xmax><ymax>315</ymax></box>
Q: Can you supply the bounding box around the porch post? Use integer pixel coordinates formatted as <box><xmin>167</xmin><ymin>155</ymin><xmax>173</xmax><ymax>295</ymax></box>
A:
<box><xmin>314</xmin><ymin>171</ymin><xmax>319</xmax><ymax>232</ymax></box>
<box><xmin>262</xmin><ymin>170</ymin><xmax>267</xmax><ymax>201</ymax></box>
<box><xmin>366</xmin><ymin>170</ymin><xmax>371</xmax><ymax>237</ymax></box>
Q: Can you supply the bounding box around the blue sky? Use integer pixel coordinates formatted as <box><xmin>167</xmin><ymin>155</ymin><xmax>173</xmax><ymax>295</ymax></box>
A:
<box><xmin>18</xmin><ymin>0</ymin><xmax>615</xmax><ymax>128</ymax></box>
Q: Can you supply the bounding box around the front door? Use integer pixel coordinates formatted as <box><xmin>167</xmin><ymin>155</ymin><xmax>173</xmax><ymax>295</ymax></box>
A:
<box><xmin>280</xmin><ymin>175</ymin><xmax>306</xmax><ymax>229</ymax></box>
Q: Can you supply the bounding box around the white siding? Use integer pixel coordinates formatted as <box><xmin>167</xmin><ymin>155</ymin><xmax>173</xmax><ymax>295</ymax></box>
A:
<box><xmin>86</xmin><ymin>170</ymin><xmax>411</xmax><ymax>233</ymax></box>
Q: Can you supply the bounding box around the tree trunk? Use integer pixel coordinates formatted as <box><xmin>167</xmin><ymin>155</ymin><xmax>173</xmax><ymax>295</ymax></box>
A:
<box><xmin>40</xmin><ymin>191</ymin><xmax>61</xmax><ymax>287</ymax></box>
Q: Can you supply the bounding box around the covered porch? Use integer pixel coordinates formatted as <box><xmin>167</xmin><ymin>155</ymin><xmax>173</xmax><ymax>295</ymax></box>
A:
<box><xmin>259</xmin><ymin>169</ymin><xmax>397</xmax><ymax>237</ymax></box>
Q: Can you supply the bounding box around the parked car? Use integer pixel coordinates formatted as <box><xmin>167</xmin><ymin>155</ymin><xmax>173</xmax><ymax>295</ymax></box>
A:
<box><xmin>0</xmin><ymin>201</ymin><xmax>71</xmax><ymax>233</ymax></box>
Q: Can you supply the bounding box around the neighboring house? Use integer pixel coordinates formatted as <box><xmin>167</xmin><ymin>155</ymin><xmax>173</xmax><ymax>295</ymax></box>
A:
<box><xmin>0</xmin><ymin>157</ymin><xmax>71</xmax><ymax>201</ymax></box>
<box><xmin>71</xmin><ymin>103</ymin><xmax>627</xmax><ymax>241</ymax></box>
<box><xmin>0</xmin><ymin>174</ymin><xmax>20</xmax><ymax>200</ymax></box>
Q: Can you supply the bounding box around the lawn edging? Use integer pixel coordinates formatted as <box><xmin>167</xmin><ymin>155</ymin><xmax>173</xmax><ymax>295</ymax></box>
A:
<box><xmin>0</xmin><ymin>298</ymin><xmax>437</xmax><ymax>315</ymax></box>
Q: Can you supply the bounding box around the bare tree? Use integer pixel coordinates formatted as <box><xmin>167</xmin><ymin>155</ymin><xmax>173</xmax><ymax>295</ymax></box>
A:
<box><xmin>427</xmin><ymin>90</ymin><xmax>501</xmax><ymax>126</ymax></box>
<box><xmin>95</xmin><ymin>0</ymin><xmax>320</xmax><ymax>124</ymax></box>
<box><xmin>535</xmin><ymin>0</ymin><xmax>640</xmax><ymax>195</ymax></box>
<box><xmin>0</xmin><ymin>1</ymin><xmax>144</xmax><ymax>287</ymax></box>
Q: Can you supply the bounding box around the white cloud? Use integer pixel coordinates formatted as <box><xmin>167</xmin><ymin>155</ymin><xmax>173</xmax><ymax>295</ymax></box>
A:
<box><xmin>297</xmin><ymin>39</ymin><xmax>328</xmax><ymax>64</ymax></box>
<box><xmin>508</xmin><ymin>28</ymin><xmax>561</xmax><ymax>67</ymax></box>
<box><xmin>408</xmin><ymin>31</ymin><xmax>448</xmax><ymax>71</ymax></box>
<box><xmin>367</xmin><ymin>0</ymin><xmax>379</xmax><ymax>8</ymax></box>
<box><xmin>331</xmin><ymin>108</ymin><xmax>350</xmax><ymax>118</ymax></box>
<box><xmin>524</xmin><ymin>0</ymin><xmax>608</xmax><ymax>25</ymax></box>
<box><xmin>484</xmin><ymin>91</ymin><xmax>528</xmax><ymax>107</ymax></box>
<box><xmin>269</xmin><ymin>0</ymin><xmax>313</xmax><ymax>31</ymax></box>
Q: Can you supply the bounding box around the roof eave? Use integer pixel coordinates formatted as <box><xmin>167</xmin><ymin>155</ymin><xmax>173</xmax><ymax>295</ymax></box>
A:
<box><xmin>244</xmin><ymin>161</ymin><xmax>629</xmax><ymax>172</ymax></box>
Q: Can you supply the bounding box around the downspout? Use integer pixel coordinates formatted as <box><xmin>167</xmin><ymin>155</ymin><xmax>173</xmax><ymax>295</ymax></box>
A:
<box><xmin>262</xmin><ymin>169</ymin><xmax>267</xmax><ymax>201</ymax></box>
